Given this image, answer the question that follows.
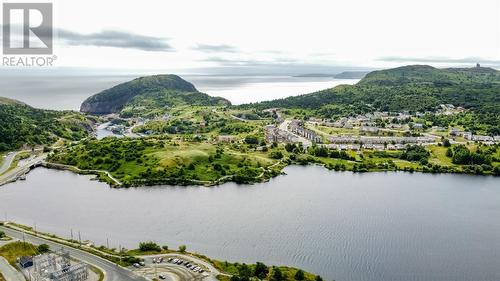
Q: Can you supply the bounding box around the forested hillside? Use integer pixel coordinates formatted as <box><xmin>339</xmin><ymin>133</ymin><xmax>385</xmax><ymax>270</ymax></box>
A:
<box><xmin>80</xmin><ymin>74</ymin><xmax>230</xmax><ymax>115</ymax></box>
<box><xmin>0</xmin><ymin>98</ymin><xmax>92</xmax><ymax>151</ymax></box>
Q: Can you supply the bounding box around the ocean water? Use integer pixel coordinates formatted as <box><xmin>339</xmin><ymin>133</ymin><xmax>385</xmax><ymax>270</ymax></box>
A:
<box><xmin>0</xmin><ymin>75</ymin><xmax>358</xmax><ymax>110</ymax></box>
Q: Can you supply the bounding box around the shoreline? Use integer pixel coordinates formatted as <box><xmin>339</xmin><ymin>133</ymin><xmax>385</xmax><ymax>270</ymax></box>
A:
<box><xmin>20</xmin><ymin>159</ymin><xmax>498</xmax><ymax>189</ymax></box>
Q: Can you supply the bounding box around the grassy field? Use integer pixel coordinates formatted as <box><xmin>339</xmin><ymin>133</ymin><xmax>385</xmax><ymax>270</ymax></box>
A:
<box><xmin>0</xmin><ymin>241</ymin><xmax>38</xmax><ymax>266</ymax></box>
<box><xmin>48</xmin><ymin>138</ymin><xmax>279</xmax><ymax>186</ymax></box>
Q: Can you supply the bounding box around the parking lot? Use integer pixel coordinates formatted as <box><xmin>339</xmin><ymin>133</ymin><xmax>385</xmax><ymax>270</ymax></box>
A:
<box><xmin>130</xmin><ymin>256</ymin><xmax>213</xmax><ymax>281</ymax></box>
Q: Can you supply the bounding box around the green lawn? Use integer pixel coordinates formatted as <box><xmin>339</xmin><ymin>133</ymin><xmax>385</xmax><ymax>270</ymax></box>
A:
<box><xmin>49</xmin><ymin>138</ymin><xmax>278</xmax><ymax>186</ymax></box>
<box><xmin>0</xmin><ymin>241</ymin><xmax>38</xmax><ymax>266</ymax></box>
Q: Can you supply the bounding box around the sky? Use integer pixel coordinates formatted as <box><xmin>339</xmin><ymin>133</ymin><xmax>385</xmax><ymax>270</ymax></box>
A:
<box><xmin>1</xmin><ymin>0</ymin><xmax>500</xmax><ymax>74</ymax></box>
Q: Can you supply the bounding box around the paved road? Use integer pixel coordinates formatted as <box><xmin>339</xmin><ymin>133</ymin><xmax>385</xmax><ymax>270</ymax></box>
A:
<box><xmin>0</xmin><ymin>153</ymin><xmax>16</xmax><ymax>175</ymax></box>
<box><xmin>279</xmin><ymin>120</ymin><xmax>312</xmax><ymax>147</ymax></box>
<box><xmin>0</xmin><ymin>226</ymin><xmax>147</xmax><ymax>281</ymax></box>
<box><xmin>0</xmin><ymin>256</ymin><xmax>24</xmax><ymax>281</ymax></box>
<box><xmin>0</xmin><ymin>155</ymin><xmax>46</xmax><ymax>187</ymax></box>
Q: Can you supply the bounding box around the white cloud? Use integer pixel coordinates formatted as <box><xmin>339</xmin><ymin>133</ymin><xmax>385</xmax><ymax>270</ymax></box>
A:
<box><xmin>4</xmin><ymin>0</ymin><xmax>500</xmax><ymax>72</ymax></box>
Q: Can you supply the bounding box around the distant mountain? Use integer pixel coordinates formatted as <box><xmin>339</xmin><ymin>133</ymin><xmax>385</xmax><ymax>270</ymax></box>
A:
<box><xmin>293</xmin><ymin>74</ymin><xmax>334</xmax><ymax>78</ymax></box>
<box><xmin>0</xmin><ymin>98</ymin><xmax>92</xmax><ymax>151</ymax></box>
<box><xmin>333</xmin><ymin>71</ymin><xmax>369</xmax><ymax>79</ymax></box>
<box><xmin>241</xmin><ymin>65</ymin><xmax>500</xmax><ymax>134</ymax></box>
<box><xmin>80</xmin><ymin>75</ymin><xmax>230</xmax><ymax>115</ymax></box>
<box><xmin>358</xmin><ymin>65</ymin><xmax>500</xmax><ymax>86</ymax></box>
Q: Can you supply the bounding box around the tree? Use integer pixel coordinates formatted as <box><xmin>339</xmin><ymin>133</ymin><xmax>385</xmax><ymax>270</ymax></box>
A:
<box><xmin>446</xmin><ymin>148</ymin><xmax>453</xmax><ymax>157</ymax></box>
<box><xmin>270</xmin><ymin>151</ymin><xmax>283</xmax><ymax>159</ymax></box>
<box><xmin>162</xmin><ymin>245</ymin><xmax>169</xmax><ymax>251</ymax></box>
<box><xmin>238</xmin><ymin>263</ymin><xmax>251</xmax><ymax>278</ymax></box>
<box><xmin>272</xmin><ymin>267</ymin><xmax>283</xmax><ymax>281</ymax></box>
<box><xmin>244</xmin><ymin>136</ymin><xmax>259</xmax><ymax>145</ymax></box>
<box><xmin>178</xmin><ymin>245</ymin><xmax>187</xmax><ymax>253</ymax></box>
<box><xmin>443</xmin><ymin>139</ymin><xmax>451</xmax><ymax>147</ymax></box>
<box><xmin>295</xmin><ymin>269</ymin><xmax>305</xmax><ymax>280</ymax></box>
<box><xmin>138</xmin><ymin>241</ymin><xmax>161</xmax><ymax>252</ymax></box>
<box><xmin>0</xmin><ymin>231</ymin><xmax>5</xmax><ymax>238</ymax></box>
<box><xmin>38</xmin><ymin>244</ymin><xmax>50</xmax><ymax>253</ymax></box>
<box><xmin>254</xmin><ymin>262</ymin><xmax>268</xmax><ymax>279</ymax></box>
<box><xmin>315</xmin><ymin>276</ymin><xmax>323</xmax><ymax>281</ymax></box>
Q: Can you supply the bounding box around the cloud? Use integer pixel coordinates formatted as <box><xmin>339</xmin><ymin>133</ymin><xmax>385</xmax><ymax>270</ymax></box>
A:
<box><xmin>202</xmin><ymin>56</ymin><xmax>299</xmax><ymax>66</ymax></box>
<box><xmin>57</xmin><ymin>29</ymin><xmax>174</xmax><ymax>52</ymax></box>
<box><xmin>192</xmin><ymin>44</ymin><xmax>238</xmax><ymax>53</ymax></box>
<box><xmin>378</xmin><ymin>56</ymin><xmax>500</xmax><ymax>65</ymax></box>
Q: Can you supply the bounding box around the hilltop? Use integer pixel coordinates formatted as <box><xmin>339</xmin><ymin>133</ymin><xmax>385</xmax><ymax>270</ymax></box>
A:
<box><xmin>80</xmin><ymin>74</ymin><xmax>230</xmax><ymax>116</ymax></box>
<box><xmin>0</xmin><ymin>97</ymin><xmax>27</xmax><ymax>106</ymax></box>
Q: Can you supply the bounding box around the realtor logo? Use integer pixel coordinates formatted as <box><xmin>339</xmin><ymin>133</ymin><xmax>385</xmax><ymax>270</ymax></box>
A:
<box><xmin>2</xmin><ymin>3</ymin><xmax>53</xmax><ymax>55</ymax></box>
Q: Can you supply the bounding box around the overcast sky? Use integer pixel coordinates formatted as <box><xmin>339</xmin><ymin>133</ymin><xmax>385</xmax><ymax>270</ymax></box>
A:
<box><xmin>3</xmin><ymin>0</ymin><xmax>500</xmax><ymax>74</ymax></box>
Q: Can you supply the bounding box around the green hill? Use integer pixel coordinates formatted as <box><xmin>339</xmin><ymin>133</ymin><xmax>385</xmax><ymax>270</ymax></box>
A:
<box><xmin>80</xmin><ymin>74</ymin><xmax>230</xmax><ymax>115</ymax></box>
<box><xmin>0</xmin><ymin>97</ymin><xmax>27</xmax><ymax>106</ymax></box>
<box><xmin>0</xmin><ymin>99</ymin><xmax>92</xmax><ymax>151</ymax></box>
<box><xmin>242</xmin><ymin>65</ymin><xmax>500</xmax><ymax>134</ymax></box>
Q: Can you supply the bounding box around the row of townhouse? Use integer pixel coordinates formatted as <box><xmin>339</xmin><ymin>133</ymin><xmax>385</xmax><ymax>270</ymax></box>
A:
<box><xmin>264</xmin><ymin>125</ymin><xmax>298</xmax><ymax>143</ymax></box>
<box><xmin>328</xmin><ymin>136</ymin><xmax>436</xmax><ymax>145</ymax></box>
<box><xmin>289</xmin><ymin>122</ymin><xmax>323</xmax><ymax>143</ymax></box>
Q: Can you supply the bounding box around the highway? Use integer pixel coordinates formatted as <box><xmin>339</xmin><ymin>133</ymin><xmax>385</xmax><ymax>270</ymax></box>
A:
<box><xmin>0</xmin><ymin>154</ymin><xmax>46</xmax><ymax>187</ymax></box>
<box><xmin>0</xmin><ymin>152</ymin><xmax>17</xmax><ymax>175</ymax></box>
<box><xmin>0</xmin><ymin>226</ymin><xmax>147</xmax><ymax>281</ymax></box>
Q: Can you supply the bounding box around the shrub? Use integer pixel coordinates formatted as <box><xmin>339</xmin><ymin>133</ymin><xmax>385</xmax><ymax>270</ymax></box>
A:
<box><xmin>178</xmin><ymin>245</ymin><xmax>187</xmax><ymax>253</ymax></box>
<box><xmin>138</xmin><ymin>241</ymin><xmax>161</xmax><ymax>252</ymax></box>
<box><xmin>37</xmin><ymin>244</ymin><xmax>50</xmax><ymax>253</ymax></box>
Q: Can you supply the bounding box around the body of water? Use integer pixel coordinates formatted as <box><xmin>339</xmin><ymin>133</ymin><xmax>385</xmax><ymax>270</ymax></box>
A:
<box><xmin>0</xmin><ymin>75</ymin><xmax>358</xmax><ymax>110</ymax></box>
<box><xmin>0</xmin><ymin>166</ymin><xmax>499</xmax><ymax>281</ymax></box>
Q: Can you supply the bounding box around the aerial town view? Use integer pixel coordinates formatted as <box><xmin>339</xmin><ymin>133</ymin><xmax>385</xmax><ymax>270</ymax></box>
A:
<box><xmin>0</xmin><ymin>1</ymin><xmax>499</xmax><ymax>281</ymax></box>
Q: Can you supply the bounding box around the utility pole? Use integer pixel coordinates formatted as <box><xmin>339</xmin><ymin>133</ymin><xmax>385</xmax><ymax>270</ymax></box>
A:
<box><xmin>78</xmin><ymin>231</ymin><xmax>82</xmax><ymax>247</ymax></box>
<box><xmin>118</xmin><ymin>244</ymin><xmax>122</xmax><ymax>266</ymax></box>
<box><xmin>106</xmin><ymin>238</ymin><xmax>109</xmax><ymax>249</ymax></box>
<box><xmin>34</xmin><ymin>222</ymin><xmax>37</xmax><ymax>235</ymax></box>
<box><xmin>71</xmin><ymin>229</ymin><xmax>73</xmax><ymax>241</ymax></box>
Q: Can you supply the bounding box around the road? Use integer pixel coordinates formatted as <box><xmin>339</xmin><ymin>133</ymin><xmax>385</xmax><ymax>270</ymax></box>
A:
<box><xmin>0</xmin><ymin>152</ymin><xmax>16</xmax><ymax>175</ymax></box>
<box><xmin>279</xmin><ymin>120</ymin><xmax>312</xmax><ymax>147</ymax></box>
<box><xmin>0</xmin><ymin>154</ymin><xmax>46</xmax><ymax>187</ymax></box>
<box><xmin>0</xmin><ymin>226</ymin><xmax>147</xmax><ymax>281</ymax></box>
<box><xmin>0</xmin><ymin>256</ymin><xmax>24</xmax><ymax>281</ymax></box>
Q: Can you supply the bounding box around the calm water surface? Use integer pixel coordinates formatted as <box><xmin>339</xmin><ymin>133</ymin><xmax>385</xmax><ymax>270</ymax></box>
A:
<box><xmin>1</xmin><ymin>166</ymin><xmax>499</xmax><ymax>281</ymax></box>
<box><xmin>0</xmin><ymin>75</ymin><xmax>357</xmax><ymax>110</ymax></box>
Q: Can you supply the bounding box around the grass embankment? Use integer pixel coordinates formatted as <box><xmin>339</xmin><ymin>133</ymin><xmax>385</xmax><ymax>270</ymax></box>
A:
<box><xmin>213</xmin><ymin>260</ymin><xmax>320</xmax><ymax>281</ymax></box>
<box><xmin>0</xmin><ymin>241</ymin><xmax>38</xmax><ymax>266</ymax></box>
<box><xmin>0</xmin><ymin>272</ymin><xmax>5</xmax><ymax>281</ymax></box>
